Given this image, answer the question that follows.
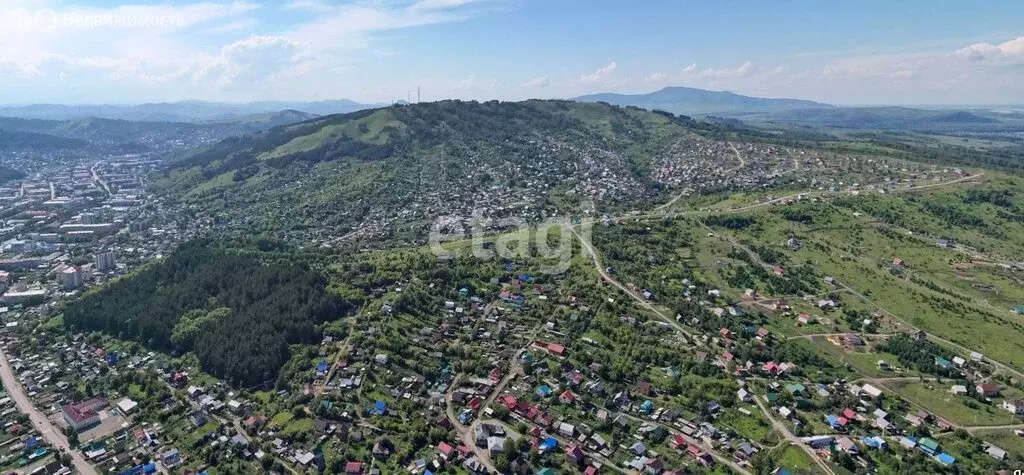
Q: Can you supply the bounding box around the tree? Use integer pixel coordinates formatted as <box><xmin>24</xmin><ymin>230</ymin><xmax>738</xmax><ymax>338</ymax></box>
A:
<box><xmin>66</xmin><ymin>426</ymin><xmax>79</xmax><ymax>448</ymax></box>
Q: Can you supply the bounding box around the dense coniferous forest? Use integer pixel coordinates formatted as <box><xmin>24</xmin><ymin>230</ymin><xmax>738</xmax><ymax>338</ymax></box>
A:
<box><xmin>63</xmin><ymin>240</ymin><xmax>351</xmax><ymax>386</ymax></box>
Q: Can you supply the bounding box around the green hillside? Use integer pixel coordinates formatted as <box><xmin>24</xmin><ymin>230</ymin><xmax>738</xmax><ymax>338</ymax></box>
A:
<box><xmin>153</xmin><ymin>100</ymin><xmax>699</xmax><ymax>233</ymax></box>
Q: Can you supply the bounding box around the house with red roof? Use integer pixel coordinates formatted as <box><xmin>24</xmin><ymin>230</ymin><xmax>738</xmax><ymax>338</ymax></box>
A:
<box><xmin>438</xmin><ymin>441</ymin><xmax>455</xmax><ymax>460</ymax></box>
<box><xmin>688</xmin><ymin>445</ymin><xmax>714</xmax><ymax>467</ymax></box>
<box><xmin>978</xmin><ymin>383</ymin><xmax>1000</xmax><ymax>397</ymax></box>
<box><xmin>344</xmin><ymin>461</ymin><xmax>363</xmax><ymax>474</ymax></box>
<box><xmin>62</xmin><ymin>397</ymin><xmax>107</xmax><ymax>431</ymax></box>
<box><xmin>565</xmin><ymin>444</ymin><xmax>585</xmax><ymax>463</ymax></box>
<box><xmin>842</xmin><ymin>408</ymin><xmax>857</xmax><ymax>421</ymax></box>
<box><xmin>559</xmin><ymin>390</ymin><xmax>577</xmax><ymax>405</ymax></box>
<box><xmin>171</xmin><ymin>371</ymin><xmax>188</xmax><ymax>387</ymax></box>
<box><xmin>762</xmin><ymin>362</ymin><xmax>780</xmax><ymax>375</ymax></box>
<box><xmin>671</xmin><ymin>434</ymin><xmax>687</xmax><ymax>449</ymax></box>
<box><xmin>499</xmin><ymin>394</ymin><xmax>518</xmax><ymax>411</ymax></box>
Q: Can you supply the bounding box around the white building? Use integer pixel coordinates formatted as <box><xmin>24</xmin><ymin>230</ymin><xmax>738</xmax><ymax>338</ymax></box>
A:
<box><xmin>95</xmin><ymin>250</ymin><xmax>117</xmax><ymax>272</ymax></box>
<box><xmin>59</xmin><ymin>266</ymin><xmax>83</xmax><ymax>290</ymax></box>
<box><xmin>116</xmin><ymin>398</ymin><xmax>138</xmax><ymax>415</ymax></box>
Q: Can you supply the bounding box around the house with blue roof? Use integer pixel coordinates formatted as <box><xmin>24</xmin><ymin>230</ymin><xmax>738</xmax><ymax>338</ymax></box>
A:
<box><xmin>536</xmin><ymin>384</ymin><xmax>552</xmax><ymax>397</ymax></box>
<box><xmin>640</xmin><ymin>400</ymin><xmax>654</xmax><ymax>414</ymax></box>
<box><xmin>936</xmin><ymin>452</ymin><xmax>955</xmax><ymax>466</ymax></box>
<box><xmin>862</xmin><ymin>436</ymin><xmax>887</xmax><ymax>450</ymax></box>
<box><xmin>539</xmin><ymin>437</ymin><xmax>558</xmax><ymax>452</ymax></box>
<box><xmin>374</xmin><ymin>400</ymin><xmax>387</xmax><ymax>416</ymax></box>
<box><xmin>935</xmin><ymin>357</ymin><xmax>951</xmax><ymax>369</ymax></box>
<box><xmin>122</xmin><ymin>463</ymin><xmax>157</xmax><ymax>475</ymax></box>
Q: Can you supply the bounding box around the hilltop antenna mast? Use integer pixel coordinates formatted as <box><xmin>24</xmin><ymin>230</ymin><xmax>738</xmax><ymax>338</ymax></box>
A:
<box><xmin>417</xmin><ymin>86</ymin><xmax>421</xmax><ymax>103</ymax></box>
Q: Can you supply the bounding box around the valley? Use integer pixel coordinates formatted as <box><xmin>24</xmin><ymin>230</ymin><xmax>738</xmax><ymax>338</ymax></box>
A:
<box><xmin>0</xmin><ymin>100</ymin><xmax>1021</xmax><ymax>475</ymax></box>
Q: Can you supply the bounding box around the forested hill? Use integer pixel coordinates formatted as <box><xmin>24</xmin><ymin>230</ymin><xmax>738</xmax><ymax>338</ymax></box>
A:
<box><xmin>63</xmin><ymin>240</ymin><xmax>353</xmax><ymax>387</ymax></box>
<box><xmin>152</xmin><ymin>100</ymin><xmax>713</xmax><ymax>238</ymax></box>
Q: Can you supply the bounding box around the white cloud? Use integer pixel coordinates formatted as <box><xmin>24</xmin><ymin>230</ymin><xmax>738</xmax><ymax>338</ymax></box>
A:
<box><xmin>694</xmin><ymin>61</ymin><xmax>759</xmax><ymax>79</ymax></box>
<box><xmin>953</xmin><ymin>37</ymin><xmax>1024</xmax><ymax>61</ymax></box>
<box><xmin>521</xmin><ymin>76</ymin><xmax>549</xmax><ymax>88</ymax></box>
<box><xmin>455</xmin><ymin>74</ymin><xmax>476</xmax><ymax>90</ymax></box>
<box><xmin>0</xmin><ymin>59</ymin><xmax>43</xmax><ymax>78</ymax></box>
<box><xmin>0</xmin><ymin>0</ymin><xmax>488</xmax><ymax>102</ymax></box>
<box><xmin>411</xmin><ymin>0</ymin><xmax>482</xmax><ymax>12</ymax></box>
<box><xmin>283</xmin><ymin>0</ymin><xmax>333</xmax><ymax>13</ymax></box>
<box><xmin>192</xmin><ymin>35</ymin><xmax>308</xmax><ymax>88</ymax></box>
<box><xmin>579</xmin><ymin>61</ymin><xmax>617</xmax><ymax>83</ymax></box>
<box><xmin>643</xmin><ymin>72</ymin><xmax>666</xmax><ymax>83</ymax></box>
<box><xmin>888</xmin><ymin>69</ymin><xmax>916</xmax><ymax>80</ymax></box>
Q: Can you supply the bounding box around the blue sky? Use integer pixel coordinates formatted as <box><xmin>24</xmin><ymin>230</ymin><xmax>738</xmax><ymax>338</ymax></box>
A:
<box><xmin>1</xmin><ymin>0</ymin><xmax>1022</xmax><ymax>105</ymax></box>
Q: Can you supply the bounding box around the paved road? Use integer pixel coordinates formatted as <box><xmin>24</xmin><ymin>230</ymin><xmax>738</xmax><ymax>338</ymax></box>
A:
<box><xmin>90</xmin><ymin>161</ymin><xmax>112</xmax><ymax>197</ymax></box>
<box><xmin>0</xmin><ymin>348</ymin><xmax>98</xmax><ymax>475</ymax></box>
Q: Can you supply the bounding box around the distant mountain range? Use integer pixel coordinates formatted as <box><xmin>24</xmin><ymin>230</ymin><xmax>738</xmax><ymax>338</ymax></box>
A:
<box><xmin>4</xmin><ymin>89</ymin><xmax>1019</xmax><ymax>131</ymax></box>
<box><xmin>0</xmin><ymin>100</ymin><xmax>378</xmax><ymax>123</ymax></box>
<box><xmin>0</xmin><ymin>110</ymin><xmax>323</xmax><ymax>154</ymax></box>
<box><xmin>574</xmin><ymin>86</ymin><xmax>1021</xmax><ymax>130</ymax></box>
<box><xmin>574</xmin><ymin>86</ymin><xmax>833</xmax><ymax>115</ymax></box>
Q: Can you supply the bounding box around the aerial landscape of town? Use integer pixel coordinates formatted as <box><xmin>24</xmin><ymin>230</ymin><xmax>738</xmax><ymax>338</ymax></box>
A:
<box><xmin>1</xmin><ymin>1</ymin><xmax>1024</xmax><ymax>475</ymax></box>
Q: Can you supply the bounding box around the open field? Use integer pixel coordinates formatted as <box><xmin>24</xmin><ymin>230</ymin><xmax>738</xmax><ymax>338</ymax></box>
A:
<box><xmin>887</xmin><ymin>381</ymin><xmax>1020</xmax><ymax>426</ymax></box>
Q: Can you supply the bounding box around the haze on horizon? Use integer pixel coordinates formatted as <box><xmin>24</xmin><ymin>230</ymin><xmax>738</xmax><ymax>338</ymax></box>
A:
<box><xmin>1</xmin><ymin>0</ymin><xmax>1023</xmax><ymax>106</ymax></box>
